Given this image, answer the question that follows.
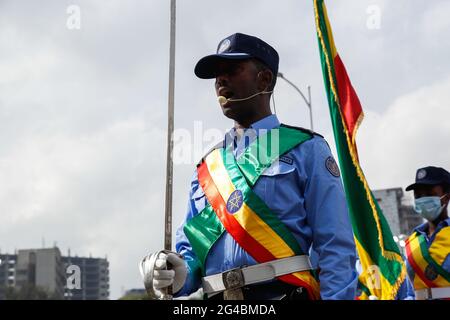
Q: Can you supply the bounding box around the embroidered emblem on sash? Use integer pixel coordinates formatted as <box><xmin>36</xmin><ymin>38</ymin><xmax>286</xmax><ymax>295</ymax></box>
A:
<box><xmin>425</xmin><ymin>264</ymin><xmax>438</xmax><ymax>281</ymax></box>
<box><xmin>226</xmin><ymin>190</ymin><xmax>243</xmax><ymax>214</ymax></box>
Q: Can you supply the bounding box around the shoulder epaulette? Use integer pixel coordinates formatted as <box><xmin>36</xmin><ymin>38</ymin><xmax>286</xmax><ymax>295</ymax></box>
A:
<box><xmin>280</xmin><ymin>123</ymin><xmax>324</xmax><ymax>138</ymax></box>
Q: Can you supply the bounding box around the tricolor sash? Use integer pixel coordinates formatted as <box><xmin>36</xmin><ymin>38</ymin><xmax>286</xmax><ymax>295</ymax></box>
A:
<box><xmin>405</xmin><ymin>226</ymin><xmax>450</xmax><ymax>291</ymax></box>
<box><xmin>184</xmin><ymin>126</ymin><xmax>321</xmax><ymax>299</ymax></box>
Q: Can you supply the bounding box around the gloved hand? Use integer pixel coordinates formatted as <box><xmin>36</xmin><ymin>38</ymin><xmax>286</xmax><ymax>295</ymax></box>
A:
<box><xmin>140</xmin><ymin>251</ymin><xmax>187</xmax><ymax>299</ymax></box>
<box><xmin>153</xmin><ymin>252</ymin><xmax>187</xmax><ymax>293</ymax></box>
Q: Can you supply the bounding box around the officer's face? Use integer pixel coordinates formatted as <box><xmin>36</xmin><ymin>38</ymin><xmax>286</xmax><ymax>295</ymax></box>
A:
<box><xmin>414</xmin><ymin>185</ymin><xmax>449</xmax><ymax>208</ymax></box>
<box><xmin>214</xmin><ymin>59</ymin><xmax>263</xmax><ymax>120</ymax></box>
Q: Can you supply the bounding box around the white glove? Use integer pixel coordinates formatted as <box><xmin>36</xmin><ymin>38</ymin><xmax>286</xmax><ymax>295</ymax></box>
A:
<box><xmin>140</xmin><ymin>251</ymin><xmax>187</xmax><ymax>298</ymax></box>
<box><xmin>368</xmin><ymin>295</ymin><xmax>379</xmax><ymax>300</ymax></box>
<box><xmin>153</xmin><ymin>252</ymin><xmax>187</xmax><ymax>292</ymax></box>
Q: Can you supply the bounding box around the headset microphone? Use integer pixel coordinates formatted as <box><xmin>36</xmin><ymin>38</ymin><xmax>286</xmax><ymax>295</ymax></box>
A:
<box><xmin>218</xmin><ymin>90</ymin><xmax>273</xmax><ymax>106</ymax></box>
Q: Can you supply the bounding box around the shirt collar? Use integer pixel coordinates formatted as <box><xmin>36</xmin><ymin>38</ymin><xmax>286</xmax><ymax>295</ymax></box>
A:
<box><xmin>228</xmin><ymin>114</ymin><xmax>280</xmax><ymax>139</ymax></box>
<box><xmin>414</xmin><ymin>218</ymin><xmax>450</xmax><ymax>238</ymax></box>
<box><xmin>249</xmin><ymin>114</ymin><xmax>280</xmax><ymax>131</ymax></box>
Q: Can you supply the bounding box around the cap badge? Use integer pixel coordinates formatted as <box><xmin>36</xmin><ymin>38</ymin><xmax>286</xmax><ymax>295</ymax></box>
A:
<box><xmin>417</xmin><ymin>169</ymin><xmax>427</xmax><ymax>180</ymax></box>
<box><xmin>218</xmin><ymin>39</ymin><xmax>231</xmax><ymax>54</ymax></box>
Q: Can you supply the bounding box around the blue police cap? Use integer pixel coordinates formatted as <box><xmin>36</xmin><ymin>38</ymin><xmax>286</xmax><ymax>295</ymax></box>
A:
<box><xmin>194</xmin><ymin>33</ymin><xmax>279</xmax><ymax>79</ymax></box>
<box><xmin>405</xmin><ymin>166</ymin><xmax>450</xmax><ymax>191</ymax></box>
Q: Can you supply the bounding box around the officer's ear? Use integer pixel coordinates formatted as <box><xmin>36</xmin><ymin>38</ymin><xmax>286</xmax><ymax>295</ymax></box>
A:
<box><xmin>444</xmin><ymin>192</ymin><xmax>450</xmax><ymax>205</ymax></box>
<box><xmin>442</xmin><ymin>186</ymin><xmax>450</xmax><ymax>205</ymax></box>
<box><xmin>257</xmin><ymin>69</ymin><xmax>273</xmax><ymax>92</ymax></box>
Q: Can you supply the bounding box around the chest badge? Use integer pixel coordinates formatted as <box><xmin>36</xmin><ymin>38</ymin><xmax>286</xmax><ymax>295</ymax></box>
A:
<box><xmin>227</xmin><ymin>190</ymin><xmax>243</xmax><ymax>214</ymax></box>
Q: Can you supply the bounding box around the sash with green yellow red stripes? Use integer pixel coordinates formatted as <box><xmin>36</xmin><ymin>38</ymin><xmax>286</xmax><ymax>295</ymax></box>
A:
<box><xmin>405</xmin><ymin>226</ymin><xmax>450</xmax><ymax>291</ymax></box>
<box><xmin>184</xmin><ymin>125</ymin><xmax>321</xmax><ymax>300</ymax></box>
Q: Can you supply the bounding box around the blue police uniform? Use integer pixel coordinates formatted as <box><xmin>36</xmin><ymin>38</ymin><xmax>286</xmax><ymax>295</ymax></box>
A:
<box><xmin>404</xmin><ymin>218</ymin><xmax>450</xmax><ymax>299</ymax></box>
<box><xmin>399</xmin><ymin>166</ymin><xmax>450</xmax><ymax>299</ymax></box>
<box><xmin>175</xmin><ymin>114</ymin><xmax>358</xmax><ymax>299</ymax></box>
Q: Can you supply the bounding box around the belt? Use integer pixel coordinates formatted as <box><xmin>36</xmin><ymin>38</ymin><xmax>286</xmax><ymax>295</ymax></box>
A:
<box><xmin>207</xmin><ymin>280</ymin><xmax>310</xmax><ymax>300</ymax></box>
<box><xmin>202</xmin><ymin>255</ymin><xmax>312</xmax><ymax>295</ymax></box>
<box><xmin>415</xmin><ymin>287</ymin><xmax>450</xmax><ymax>300</ymax></box>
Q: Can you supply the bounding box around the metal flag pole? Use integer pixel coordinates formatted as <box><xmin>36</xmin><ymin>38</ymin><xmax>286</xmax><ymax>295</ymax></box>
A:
<box><xmin>164</xmin><ymin>0</ymin><xmax>176</xmax><ymax>252</ymax></box>
<box><xmin>158</xmin><ymin>0</ymin><xmax>176</xmax><ymax>300</ymax></box>
<box><xmin>140</xmin><ymin>1</ymin><xmax>176</xmax><ymax>299</ymax></box>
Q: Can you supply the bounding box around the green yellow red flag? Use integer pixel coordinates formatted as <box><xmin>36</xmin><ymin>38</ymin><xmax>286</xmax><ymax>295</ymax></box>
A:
<box><xmin>313</xmin><ymin>0</ymin><xmax>406</xmax><ymax>299</ymax></box>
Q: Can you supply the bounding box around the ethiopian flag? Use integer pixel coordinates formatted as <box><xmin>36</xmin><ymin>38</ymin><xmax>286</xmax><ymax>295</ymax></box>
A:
<box><xmin>313</xmin><ymin>0</ymin><xmax>406</xmax><ymax>299</ymax></box>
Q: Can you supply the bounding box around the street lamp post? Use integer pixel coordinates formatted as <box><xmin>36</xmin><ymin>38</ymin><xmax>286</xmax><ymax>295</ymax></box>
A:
<box><xmin>277</xmin><ymin>72</ymin><xmax>313</xmax><ymax>131</ymax></box>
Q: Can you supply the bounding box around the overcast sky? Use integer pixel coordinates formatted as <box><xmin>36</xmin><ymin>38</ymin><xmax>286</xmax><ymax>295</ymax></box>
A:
<box><xmin>1</xmin><ymin>0</ymin><xmax>449</xmax><ymax>299</ymax></box>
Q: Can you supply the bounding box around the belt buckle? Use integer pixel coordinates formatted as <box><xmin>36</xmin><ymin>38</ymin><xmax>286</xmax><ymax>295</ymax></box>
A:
<box><xmin>222</xmin><ymin>267</ymin><xmax>245</xmax><ymax>289</ymax></box>
<box><xmin>222</xmin><ymin>267</ymin><xmax>245</xmax><ymax>300</ymax></box>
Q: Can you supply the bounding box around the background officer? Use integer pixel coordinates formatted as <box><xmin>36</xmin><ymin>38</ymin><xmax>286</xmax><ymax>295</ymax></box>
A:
<box><xmin>404</xmin><ymin>166</ymin><xmax>450</xmax><ymax>299</ymax></box>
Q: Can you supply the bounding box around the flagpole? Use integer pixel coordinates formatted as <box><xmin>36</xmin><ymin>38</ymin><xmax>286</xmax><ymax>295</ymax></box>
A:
<box><xmin>164</xmin><ymin>0</ymin><xmax>176</xmax><ymax>252</ymax></box>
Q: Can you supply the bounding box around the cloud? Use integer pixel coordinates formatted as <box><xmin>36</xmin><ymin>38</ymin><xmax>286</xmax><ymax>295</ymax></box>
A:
<box><xmin>420</xmin><ymin>1</ymin><xmax>450</xmax><ymax>39</ymax></box>
<box><xmin>357</xmin><ymin>76</ymin><xmax>450</xmax><ymax>193</ymax></box>
<box><xmin>323</xmin><ymin>76</ymin><xmax>450</xmax><ymax>203</ymax></box>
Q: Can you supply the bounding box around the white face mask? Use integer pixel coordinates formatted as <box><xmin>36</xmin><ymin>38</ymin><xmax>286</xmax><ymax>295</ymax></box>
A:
<box><xmin>413</xmin><ymin>194</ymin><xmax>448</xmax><ymax>222</ymax></box>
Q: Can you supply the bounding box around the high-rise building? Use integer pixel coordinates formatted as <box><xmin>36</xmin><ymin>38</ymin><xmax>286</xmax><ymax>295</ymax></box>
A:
<box><xmin>373</xmin><ymin>187</ymin><xmax>423</xmax><ymax>236</ymax></box>
<box><xmin>14</xmin><ymin>248</ymin><xmax>66</xmax><ymax>299</ymax></box>
<box><xmin>398</xmin><ymin>204</ymin><xmax>423</xmax><ymax>236</ymax></box>
<box><xmin>62</xmin><ymin>255</ymin><xmax>109</xmax><ymax>300</ymax></box>
<box><xmin>373</xmin><ymin>188</ymin><xmax>403</xmax><ymax>236</ymax></box>
<box><xmin>0</xmin><ymin>253</ymin><xmax>17</xmax><ymax>299</ymax></box>
<box><xmin>0</xmin><ymin>248</ymin><xmax>65</xmax><ymax>299</ymax></box>
<box><xmin>0</xmin><ymin>247</ymin><xmax>109</xmax><ymax>300</ymax></box>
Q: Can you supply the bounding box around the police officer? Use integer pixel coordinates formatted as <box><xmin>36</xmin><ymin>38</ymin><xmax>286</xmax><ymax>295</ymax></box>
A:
<box><xmin>404</xmin><ymin>166</ymin><xmax>450</xmax><ymax>300</ymax></box>
<box><xmin>140</xmin><ymin>33</ymin><xmax>358</xmax><ymax>300</ymax></box>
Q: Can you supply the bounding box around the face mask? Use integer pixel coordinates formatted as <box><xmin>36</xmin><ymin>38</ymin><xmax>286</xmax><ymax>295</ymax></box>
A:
<box><xmin>414</xmin><ymin>195</ymin><xmax>447</xmax><ymax>222</ymax></box>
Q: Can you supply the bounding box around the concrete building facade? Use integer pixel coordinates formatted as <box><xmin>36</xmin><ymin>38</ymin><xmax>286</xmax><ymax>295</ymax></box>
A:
<box><xmin>62</xmin><ymin>255</ymin><xmax>109</xmax><ymax>300</ymax></box>
<box><xmin>0</xmin><ymin>248</ymin><xmax>109</xmax><ymax>300</ymax></box>
<box><xmin>14</xmin><ymin>248</ymin><xmax>66</xmax><ymax>299</ymax></box>
<box><xmin>0</xmin><ymin>254</ymin><xmax>17</xmax><ymax>299</ymax></box>
<box><xmin>373</xmin><ymin>187</ymin><xmax>423</xmax><ymax>236</ymax></box>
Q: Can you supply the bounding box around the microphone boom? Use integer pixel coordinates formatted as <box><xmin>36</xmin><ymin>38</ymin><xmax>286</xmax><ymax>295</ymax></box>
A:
<box><xmin>218</xmin><ymin>90</ymin><xmax>273</xmax><ymax>106</ymax></box>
